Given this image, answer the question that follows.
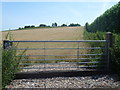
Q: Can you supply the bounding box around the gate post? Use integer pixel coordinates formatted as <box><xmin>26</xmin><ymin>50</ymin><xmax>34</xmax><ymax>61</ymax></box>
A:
<box><xmin>3</xmin><ymin>40</ymin><xmax>12</xmax><ymax>49</ymax></box>
<box><xmin>106</xmin><ymin>32</ymin><xmax>114</xmax><ymax>71</ymax></box>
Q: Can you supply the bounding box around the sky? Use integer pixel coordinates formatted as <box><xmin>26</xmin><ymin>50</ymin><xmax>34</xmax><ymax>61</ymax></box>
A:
<box><xmin>1</xmin><ymin>1</ymin><xmax>119</xmax><ymax>31</ymax></box>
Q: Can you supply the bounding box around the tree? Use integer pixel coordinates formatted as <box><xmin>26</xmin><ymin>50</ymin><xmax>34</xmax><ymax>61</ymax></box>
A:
<box><xmin>88</xmin><ymin>2</ymin><xmax>120</xmax><ymax>33</ymax></box>
<box><xmin>61</xmin><ymin>24</ymin><xmax>67</xmax><ymax>27</ymax></box>
<box><xmin>39</xmin><ymin>24</ymin><xmax>47</xmax><ymax>27</ymax></box>
<box><xmin>85</xmin><ymin>22</ymin><xmax>89</xmax><ymax>32</ymax></box>
<box><xmin>24</xmin><ymin>26</ymin><xmax>31</xmax><ymax>28</ymax></box>
<box><xmin>69</xmin><ymin>23</ymin><xmax>81</xmax><ymax>27</ymax></box>
<box><xmin>18</xmin><ymin>27</ymin><xmax>21</xmax><ymax>30</ymax></box>
<box><xmin>54</xmin><ymin>22</ymin><xmax>57</xmax><ymax>27</ymax></box>
<box><xmin>52</xmin><ymin>22</ymin><xmax>57</xmax><ymax>27</ymax></box>
<box><xmin>31</xmin><ymin>25</ymin><xmax>35</xmax><ymax>28</ymax></box>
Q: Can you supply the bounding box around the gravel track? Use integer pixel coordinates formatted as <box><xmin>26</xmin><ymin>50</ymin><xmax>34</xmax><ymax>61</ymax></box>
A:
<box><xmin>6</xmin><ymin>63</ymin><xmax>120</xmax><ymax>88</ymax></box>
<box><xmin>6</xmin><ymin>75</ymin><xmax>120</xmax><ymax>88</ymax></box>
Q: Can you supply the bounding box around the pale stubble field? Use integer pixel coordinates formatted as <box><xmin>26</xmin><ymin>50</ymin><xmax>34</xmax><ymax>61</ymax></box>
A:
<box><xmin>2</xmin><ymin>27</ymin><xmax>87</xmax><ymax>58</ymax></box>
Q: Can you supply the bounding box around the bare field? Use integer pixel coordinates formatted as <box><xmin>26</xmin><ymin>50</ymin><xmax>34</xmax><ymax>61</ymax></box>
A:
<box><xmin>2</xmin><ymin>27</ymin><xmax>87</xmax><ymax>56</ymax></box>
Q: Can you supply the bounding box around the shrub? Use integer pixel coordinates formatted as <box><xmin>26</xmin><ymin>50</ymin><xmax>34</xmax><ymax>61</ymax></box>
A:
<box><xmin>84</xmin><ymin>30</ymin><xmax>120</xmax><ymax>77</ymax></box>
<box><xmin>2</xmin><ymin>32</ymin><xmax>26</xmax><ymax>88</ymax></box>
<box><xmin>111</xmin><ymin>34</ymin><xmax>120</xmax><ymax>77</ymax></box>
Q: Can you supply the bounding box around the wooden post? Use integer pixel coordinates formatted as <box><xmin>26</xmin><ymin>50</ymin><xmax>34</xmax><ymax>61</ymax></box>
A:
<box><xmin>106</xmin><ymin>32</ymin><xmax>113</xmax><ymax>71</ymax></box>
<box><xmin>3</xmin><ymin>40</ymin><xmax>12</xmax><ymax>49</ymax></box>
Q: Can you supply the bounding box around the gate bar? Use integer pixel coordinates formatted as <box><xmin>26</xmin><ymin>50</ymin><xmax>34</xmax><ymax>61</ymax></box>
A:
<box><xmin>20</xmin><ymin>65</ymin><xmax>106</xmax><ymax>69</ymax></box>
<box><xmin>21</xmin><ymin>58</ymin><xmax>101</xmax><ymax>61</ymax></box>
<box><xmin>9</xmin><ymin>40</ymin><xmax>106</xmax><ymax>42</ymax></box>
<box><xmin>17</xmin><ymin>54</ymin><xmax>104</xmax><ymax>57</ymax></box>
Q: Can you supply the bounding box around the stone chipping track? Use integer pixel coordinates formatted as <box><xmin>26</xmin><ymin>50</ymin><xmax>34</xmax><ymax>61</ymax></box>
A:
<box><xmin>6</xmin><ymin>63</ymin><xmax>120</xmax><ymax>89</ymax></box>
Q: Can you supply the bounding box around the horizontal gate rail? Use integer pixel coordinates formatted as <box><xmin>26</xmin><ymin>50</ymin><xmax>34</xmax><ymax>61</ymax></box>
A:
<box><xmin>17</xmin><ymin>54</ymin><xmax>104</xmax><ymax>57</ymax></box>
<box><xmin>9</xmin><ymin>40</ymin><xmax>106</xmax><ymax>42</ymax></box>
<box><xmin>19</xmin><ymin>61</ymin><xmax>106</xmax><ymax>65</ymax></box>
<box><xmin>20</xmin><ymin>65</ymin><xmax>106</xmax><ymax>69</ymax></box>
<box><xmin>15</xmin><ymin>47</ymin><xmax>105</xmax><ymax>50</ymax></box>
<box><xmin>21</xmin><ymin>58</ymin><xmax>101</xmax><ymax>61</ymax></box>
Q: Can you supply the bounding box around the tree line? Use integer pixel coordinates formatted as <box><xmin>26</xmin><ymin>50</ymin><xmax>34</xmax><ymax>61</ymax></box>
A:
<box><xmin>18</xmin><ymin>23</ymin><xmax>81</xmax><ymax>30</ymax></box>
<box><xmin>85</xmin><ymin>2</ymin><xmax>120</xmax><ymax>33</ymax></box>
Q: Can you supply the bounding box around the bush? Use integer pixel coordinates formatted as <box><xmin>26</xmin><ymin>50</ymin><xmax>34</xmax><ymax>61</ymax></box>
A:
<box><xmin>84</xmin><ymin>30</ymin><xmax>120</xmax><ymax>77</ymax></box>
<box><xmin>2</xmin><ymin>32</ymin><xmax>26</xmax><ymax>88</ymax></box>
<box><xmin>111</xmin><ymin>44</ymin><xmax>120</xmax><ymax>74</ymax></box>
<box><xmin>2</xmin><ymin>47</ymin><xmax>17</xmax><ymax>88</ymax></box>
<box><xmin>111</xmin><ymin>34</ymin><xmax>120</xmax><ymax>76</ymax></box>
<box><xmin>2</xmin><ymin>45</ymin><xmax>26</xmax><ymax>88</ymax></box>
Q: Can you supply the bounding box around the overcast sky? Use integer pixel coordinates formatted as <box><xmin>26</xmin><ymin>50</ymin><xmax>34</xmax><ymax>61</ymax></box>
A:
<box><xmin>1</xmin><ymin>1</ymin><xmax>119</xmax><ymax>31</ymax></box>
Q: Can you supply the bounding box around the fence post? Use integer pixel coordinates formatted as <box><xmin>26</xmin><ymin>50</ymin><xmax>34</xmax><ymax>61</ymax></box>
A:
<box><xmin>106</xmin><ymin>32</ymin><xmax>113</xmax><ymax>71</ymax></box>
<box><xmin>3</xmin><ymin>40</ymin><xmax>12</xmax><ymax>49</ymax></box>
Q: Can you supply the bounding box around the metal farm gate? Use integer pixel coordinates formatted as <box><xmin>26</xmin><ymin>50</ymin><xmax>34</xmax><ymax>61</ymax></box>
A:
<box><xmin>3</xmin><ymin>32</ymin><xmax>113</xmax><ymax>76</ymax></box>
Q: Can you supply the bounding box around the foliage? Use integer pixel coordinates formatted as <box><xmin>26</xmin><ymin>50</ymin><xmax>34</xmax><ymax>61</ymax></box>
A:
<box><xmin>39</xmin><ymin>24</ymin><xmax>47</xmax><ymax>27</ymax></box>
<box><xmin>52</xmin><ymin>22</ymin><xmax>57</xmax><ymax>27</ymax></box>
<box><xmin>31</xmin><ymin>25</ymin><xmax>35</xmax><ymax>28</ymax></box>
<box><xmin>111</xmin><ymin>34</ymin><xmax>120</xmax><ymax>76</ymax></box>
<box><xmin>69</xmin><ymin>23</ymin><xmax>81</xmax><ymax>27</ymax></box>
<box><xmin>84</xmin><ymin>1</ymin><xmax>120</xmax><ymax>76</ymax></box>
<box><xmin>84</xmin><ymin>30</ymin><xmax>120</xmax><ymax>77</ymax></box>
<box><xmin>86</xmin><ymin>2</ymin><xmax>120</xmax><ymax>33</ymax></box>
<box><xmin>2</xmin><ymin>47</ymin><xmax>18</xmax><ymax>88</ymax></box>
<box><xmin>84</xmin><ymin>31</ymin><xmax>106</xmax><ymax>68</ymax></box>
<box><xmin>84</xmin><ymin>30</ymin><xmax>105</xmax><ymax>47</ymax></box>
<box><xmin>85</xmin><ymin>22</ymin><xmax>89</xmax><ymax>32</ymax></box>
<box><xmin>2</xmin><ymin>33</ymin><xmax>26</xmax><ymax>88</ymax></box>
<box><xmin>61</xmin><ymin>24</ymin><xmax>67</xmax><ymax>27</ymax></box>
<box><xmin>24</xmin><ymin>25</ymin><xmax>35</xmax><ymax>29</ymax></box>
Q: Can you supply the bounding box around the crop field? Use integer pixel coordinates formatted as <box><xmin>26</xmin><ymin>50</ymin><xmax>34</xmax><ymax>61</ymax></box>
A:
<box><xmin>2</xmin><ymin>27</ymin><xmax>87</xmax><ymax>56</ymax></box>
<box><xmin>2</xmin><ymin>27</ymin><xmax>84</xmax><ymax>40</ymax></box>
